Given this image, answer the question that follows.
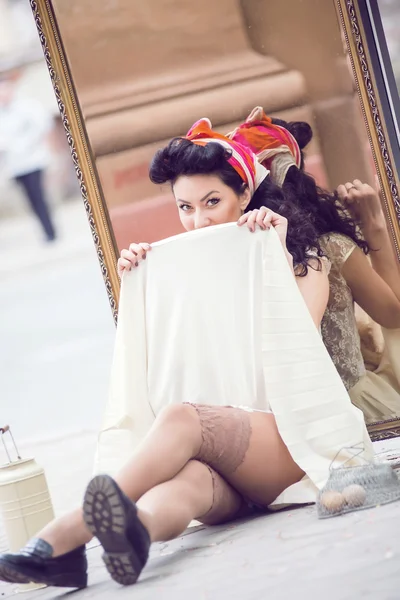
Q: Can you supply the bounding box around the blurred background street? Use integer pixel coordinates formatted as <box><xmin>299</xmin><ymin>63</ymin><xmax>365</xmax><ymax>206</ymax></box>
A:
<box><xmin>0</xmin><ymin>0</ymin><xmax>116</xmax><ymax>556</ymax></box>
<box><xmin>0</xmin><ymin>200</ymin><xmax>115</xmax><ymax>443</ymax></box>
<box><xmin>0</xmin><ymin>199</ymin><xmax>116</xmax><ymax>552</ymax></box>
<box><xmin>0</xmin><ymin>0</ymin><xmax>115</xmax><ymax>451</ymax></box>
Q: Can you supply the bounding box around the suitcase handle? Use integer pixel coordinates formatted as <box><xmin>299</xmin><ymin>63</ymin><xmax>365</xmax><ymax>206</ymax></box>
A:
<box><xmin>0</xmin><ymin>425</ymin><xmax>21</xmax><ymax>463</ymax></box>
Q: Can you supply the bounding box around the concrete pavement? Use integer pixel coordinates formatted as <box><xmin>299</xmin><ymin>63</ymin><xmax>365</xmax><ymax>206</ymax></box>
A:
<box><xmin>1</xmin><ymin>498</ymin><xmax>400</xmax><ymax>600</ymax></box>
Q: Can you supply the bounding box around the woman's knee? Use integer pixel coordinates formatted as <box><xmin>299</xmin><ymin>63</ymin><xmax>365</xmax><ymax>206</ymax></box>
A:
<box><xmin>154</xmin><ymin>404</ymin><xmax>202</xmax><ymax>452</ymax></box>
<box><xmin>156</xmin><ymin>403</ymin><xmax>198</xmax><ymax>427</ymax></box>
<box><xmin>178</xmin><ymin>459</ymin><xmax>212</xmax><ymax>486</ymax></box>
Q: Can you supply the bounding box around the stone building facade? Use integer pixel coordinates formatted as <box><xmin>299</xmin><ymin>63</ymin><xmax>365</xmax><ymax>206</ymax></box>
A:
<box><xmin>52</xmin><ymin>0</ymin><xmax>375</xmax><ymax>247</ymax></box>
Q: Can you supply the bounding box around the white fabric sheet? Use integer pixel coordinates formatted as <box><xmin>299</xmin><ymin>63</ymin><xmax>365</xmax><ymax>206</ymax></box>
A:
<box><xmin>95</xmin><ymin>223</ymin><xmax>373</xmax><ymax>506</ymax></box>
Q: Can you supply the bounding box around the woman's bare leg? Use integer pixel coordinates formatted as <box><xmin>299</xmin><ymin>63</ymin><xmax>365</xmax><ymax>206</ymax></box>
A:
<box><xmin>26</xmin><ymin>406</ymin><xmax>304</xmax><ymax>557</ymax></box>
<box><xmin>38</xmin><ymin>508</ymin><xmax>91</xmax><ymax>556</ymax></box>
<box><xmin>137</xmin><ymin>460</ymin><xmax>243</xmax><ymax>542</ymax></box>
<box><xmin>114</xmin><ymin>404</ymin><xmax>203</xmax><ymax>499</ymax></box>
<box><xmin>78</xmin><ymin>460</ymin><xmax>244</xmax><ymax>587</ymax></box>
<box><xmin>33</xmin><ymin>404</ymin><xmax>205</xmax><ymax>556</ymax></box>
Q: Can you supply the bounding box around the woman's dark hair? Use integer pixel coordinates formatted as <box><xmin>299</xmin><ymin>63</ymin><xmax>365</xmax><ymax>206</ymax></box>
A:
<box><xmin>271</xmin><ymin>117</ymin><xmax>369</xmax><ymax>253</ymax></box>
<box><xmin>149</xmin><ymin>138</ymin><xmax>323</xmax><ymax>276</ymax></box>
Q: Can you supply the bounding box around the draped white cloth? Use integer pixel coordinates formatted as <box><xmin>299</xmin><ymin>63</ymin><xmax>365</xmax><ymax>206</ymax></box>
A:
<box><xmin>94</xmin><ymin>223</ymin><xmax>373</xmax><ymax>506</ymax></box>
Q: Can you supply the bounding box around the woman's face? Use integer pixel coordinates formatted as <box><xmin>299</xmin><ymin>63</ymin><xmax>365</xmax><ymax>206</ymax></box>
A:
<box><xmin>173</xmin><ymin>174</ymin><xmax>250</xmax><ymax>231</ymax></box>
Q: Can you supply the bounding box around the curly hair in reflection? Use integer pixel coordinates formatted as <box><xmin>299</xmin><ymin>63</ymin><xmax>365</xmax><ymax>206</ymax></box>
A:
<box><xmin>271</xmin><ymin>117</ymin><xmax>369</xmax><ymax>254</ymax></box>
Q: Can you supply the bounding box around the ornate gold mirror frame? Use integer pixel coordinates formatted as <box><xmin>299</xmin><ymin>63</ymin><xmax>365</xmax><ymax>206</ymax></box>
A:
<box><xmin>29</xmin><ymin>0</ymin><xmax>400</xmax><ymax>440</ymax></box>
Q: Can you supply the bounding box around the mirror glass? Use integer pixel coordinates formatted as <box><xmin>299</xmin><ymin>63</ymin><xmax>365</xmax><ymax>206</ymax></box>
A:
<box><xmin>377</xmin><ymin>0</ymin><xmax>400</xmax><ymax>93</ymax></box>
<box><xmin>48</xmin><ymin>0</ymin><xmax>400</xmax><ymax>428</ymax></box>
<box><xmin>51</xmin><ymin>0</ymin><xmax>377</xmax><ymax>248</ymax></box>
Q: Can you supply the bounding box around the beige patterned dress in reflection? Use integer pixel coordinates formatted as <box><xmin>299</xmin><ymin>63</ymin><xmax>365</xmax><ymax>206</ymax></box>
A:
<box><xmin>320</xmin><ymin>232</ymin><xmax>400</xmax><ymax>424</ymax></box>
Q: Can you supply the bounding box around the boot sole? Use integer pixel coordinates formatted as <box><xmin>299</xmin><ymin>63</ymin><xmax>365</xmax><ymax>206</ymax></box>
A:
<box><xmin>83</xmin><ymin>475</ymin><xmax>143</xmax><ymax>586</ymax></box>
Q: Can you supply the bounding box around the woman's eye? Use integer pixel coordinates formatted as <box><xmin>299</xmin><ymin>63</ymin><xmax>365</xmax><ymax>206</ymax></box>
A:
<box><xmin>207</xmin><ymin>198</ymin><xmax>220</xmax><ymax>206</ymax></box>
<box><xmin>178</xmin><ymin>204</ymin><xmax>192</xmax><ymax>212</ymax></box>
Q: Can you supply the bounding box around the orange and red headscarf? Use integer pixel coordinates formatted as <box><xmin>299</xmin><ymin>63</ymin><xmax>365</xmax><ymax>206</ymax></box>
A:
<box><xmin>184</xmin><ymin>107</ymin><xmax>302</xmax><ymax>194</ymax></box>
<box><xmin>228</xmin><ymin>107</ymin><xmax>301</xmax><ymax>187</ymax></box>
<box><xmin>185</xmin><ymin>117</ymin><xmax>269</xmax><ymax>196</ymax></box>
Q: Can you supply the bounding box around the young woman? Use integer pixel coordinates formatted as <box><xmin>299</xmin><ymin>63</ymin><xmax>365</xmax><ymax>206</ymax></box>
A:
<box><xmin>118</xmin><ymin>118</ymin><xmax>329</xmax><ymax>326</ymax></box>
<box><xmin>0</xmin><ymin>119</ymin><xmax>364</xmax><ymax>591</ymax></box>
<box><xmin>229</xmin><ymin>107</ymin><xmax>400</xmax><ymax>423</ymax></box>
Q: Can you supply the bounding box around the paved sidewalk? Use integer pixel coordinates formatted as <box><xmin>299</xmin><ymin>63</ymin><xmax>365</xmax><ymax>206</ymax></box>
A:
<box><xmin>1</xmin><ymin>499</ymin><xmax>400</xmax><ymax>600</ymax></box>
<box><xmin>0</xmin><ymin>202</ymin><xmax>115</xmax><ymax>443</ymax></box>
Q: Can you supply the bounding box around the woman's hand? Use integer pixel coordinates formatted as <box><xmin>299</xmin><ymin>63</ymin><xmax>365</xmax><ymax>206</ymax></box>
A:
<box><xmin>238</xmin><ymin>207</ymin><xmax>288</xmax><ymax>247</ymax></box>
<box><xmin>337</xmin><ymin>179</ymin><xmax>385</xmax><ymax>232</ymax></box>
<box><xmin>117</xmin><ymin>242</ymin><xmax>151</xmax><ymax>278</ymax></box>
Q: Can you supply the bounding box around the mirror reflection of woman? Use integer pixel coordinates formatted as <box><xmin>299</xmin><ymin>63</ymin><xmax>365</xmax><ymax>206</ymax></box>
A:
<box><xmin>230</xmin><ymin>107</ymin><xmax>400</xmax><ymax>423</ymax></box>
<box><xmin>0</xmin><ymin>120</ymin><xmax>351</xmax><ymax>590</ymax></box>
